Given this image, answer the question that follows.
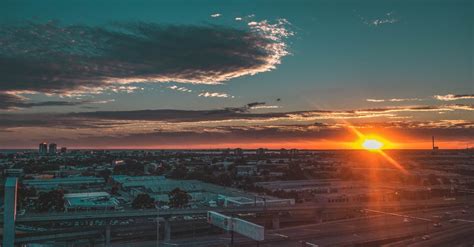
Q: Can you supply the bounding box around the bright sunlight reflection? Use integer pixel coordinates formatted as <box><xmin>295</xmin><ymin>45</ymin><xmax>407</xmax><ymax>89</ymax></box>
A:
<box><xmin>362</xmin><ymin>139</ymin><xmax>384</xmax><ymax>151</ymax></box>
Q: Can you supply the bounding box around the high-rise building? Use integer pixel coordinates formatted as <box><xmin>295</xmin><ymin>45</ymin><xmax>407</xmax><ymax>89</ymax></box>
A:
<box><xmin>432</xmin><ymin>136</ymin><xmax>439</xmax><ymax>152</ymax></box>
<box><xmin>39</xmin><ymin>142</ymin><xmax>48</xmax><ymax>155</ymax></box>
<box><xmin>49</xmin><ymin>143</ymin><xmax>57</xmax><ymax>155</ymax></box>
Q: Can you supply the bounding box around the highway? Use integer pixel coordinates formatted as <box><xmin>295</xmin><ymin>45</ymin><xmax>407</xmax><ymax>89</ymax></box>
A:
<box><xmin>10</xmin><ymin>198</ymin><xmax>468</xmax><ymax>223</ymax></box>
<box><xmin>5</xmin><ymin>198</ymin><xmax>473</xmax><ymax>246</ymax></box>
<box><xmin>90</xmin><ymin>204</ymin><xmax>473</xmax><ymax>246</ymax></box>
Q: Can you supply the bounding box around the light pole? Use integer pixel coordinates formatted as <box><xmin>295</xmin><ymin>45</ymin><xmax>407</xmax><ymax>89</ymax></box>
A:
<box><xmin>156</xmin><ymin>201</ymin><xmax>160</xmax><ymax>247</ymax></box>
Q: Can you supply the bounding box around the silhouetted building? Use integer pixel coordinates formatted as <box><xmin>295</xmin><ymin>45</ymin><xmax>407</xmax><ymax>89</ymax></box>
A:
<box><xmin>432</xmin><ymin>136</ymin><xmax>439</xmax><ymax>150</ymax></box>
<box><xmin>39</xmin><ymin>142</ymin><xmax>48</xmax><ymax>155</ymax></box>
<box><xmin>60</xmin><ymin>147</ymin><xmax>67</xmax><ymax>153</ymax></box>
<box><xmin>49</xmin><ymin>143</ymin><xmax>57</xmax><ymax>155</ymax></box>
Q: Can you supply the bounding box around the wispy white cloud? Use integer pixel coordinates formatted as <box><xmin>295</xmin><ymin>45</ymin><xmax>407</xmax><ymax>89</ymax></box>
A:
<box><xmin>210</xmin><ymin>13</ymin><xmax>221</xmax><ymax>18</ymax></box>
<box><xmin>90</xmin><ymin>99</ymin><xmax>115</xmax><ymax>104</ymax></box>
<box><xmin>434</xmin><ymin>94</ymin><xmax>474</xmax><ymax>101</ymax></box>
<box><xmin>250</xmin><ymin>105</ymin><xmax>280</xmax><ymax>109</ymax></box>
<box><xmin>366</xmin><ymin>99</ymin><xmax>385</xmax><ymax>103</ymax></box>
<box><xmin>198</xmin><ymin>92</ymin><xmax>234</xmax><ymax>98</ymax></box>
<box><xmin>361</xmin><ymin>12</ymin><xmax>399</xmax><ymax>27</ymax></box>
<box><xmin>168</xmin><ymin>85</ymin><xmax>193</xmax><ymax>93</ymax></box>
<box><xmin>367</xmin><ymin>98</ymin><xmax>423</xmax><ymax>103</ymax></box>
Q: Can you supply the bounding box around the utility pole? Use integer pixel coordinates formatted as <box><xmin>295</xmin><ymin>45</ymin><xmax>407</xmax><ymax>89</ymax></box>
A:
<box><xmin>156</xmin><ymin>201</ymin><xmax>160</xmax><ymax>247</ymax></box>
<box><xmin>230</xmin><ymin>214</ymin><xmax>234</xmax><ymax>246</ymax></box>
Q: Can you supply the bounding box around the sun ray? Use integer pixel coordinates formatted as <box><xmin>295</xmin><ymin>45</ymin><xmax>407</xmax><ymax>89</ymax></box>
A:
<box><xmin>344</xmin><ymin>123</ymin><xmax>408</xmax><ymax>174</ymax></box>
<box><xmin>376</xmin><ymin>150</ymin><xmax>408</xmax><ymax>174</ymax></box>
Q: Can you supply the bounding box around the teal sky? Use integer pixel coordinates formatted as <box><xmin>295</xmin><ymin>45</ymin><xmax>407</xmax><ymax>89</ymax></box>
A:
<box><xmin>0</xmin><ymin>0</ymin><xmax>472</xmax><ymax>148</ymax></box>
<box><xmin>1</xmin><ymin>0</ymin><xmax>471</xmax><ymax>112</ymax></box>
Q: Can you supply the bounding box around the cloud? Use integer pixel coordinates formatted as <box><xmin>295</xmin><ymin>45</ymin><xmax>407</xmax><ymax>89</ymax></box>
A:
<box><xmin>360</xmin><ymin>12</ymin><xmax>399</xmax><ymax>27</ymax></box>
<box><xmin>251</xmin><ymin>105</ymin><xmax>280</xmax><ymax>109</ymax></box>
<box><xmin>246</xmin><ymin>102</ymin><xmax>266</xmax><ymax>108</ymax></box>
<box><xmin>366</xmin><ymin>98</ymin><xmax>423</xmax><ymax>103</ymax></box>
<box><xmin>0</xmin><ymin>92</ymin><xmax>112</xmax><ymax>110</ymax></box>
<box><xmin>1</xmin><ymin>103</ymin><xmax>472</xmax><ymax>128</ymax></box>
<box><xmin>198</xmin><ymin>92</ymin><xmax>233</xmax><ymax>98</ymax></box>
<box><xmin>210</xmin><ymin>13</ymin><xmax>221</xmax><ymax>18</ymax></box>
<box><xmin>1</xmin><ymin>103</ymin><xmax>472</xmax><ymax>148</ymax></box>
<box><xmin>434</xmin><ymin>94</ymin><xmax>474</xmax><ymax>101</ymax></box>
<box><xmin>366</xmin><ymin>99</ymin><xmax>386</xmax><ymax>103</ymax></box>
<box><xmin>168</xmin><ymin>85</ymin><xmax>193</xmax><ymax>93</ymax></box>
<box><xmin>5</xmin><ymin>120</ymin><xmax>471</xmax><ymax>149</ymax></box>
<box><xmin>0</xmin><ymin>20</ymin><xmax>293</xmax><ymax>105</ymax></box>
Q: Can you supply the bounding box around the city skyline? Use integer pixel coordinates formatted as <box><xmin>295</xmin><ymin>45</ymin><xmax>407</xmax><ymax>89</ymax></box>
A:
<box><xmin>0</xmin><ymin>0</ymin><xmax>472</xmax><ymax>149</ymax></box>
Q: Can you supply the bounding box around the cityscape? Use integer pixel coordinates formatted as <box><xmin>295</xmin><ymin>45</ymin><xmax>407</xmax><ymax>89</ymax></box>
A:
<box><xmin>1</xmin><ymin>0</ymin><xmax>473</xmax><ymax>246</ymax></box>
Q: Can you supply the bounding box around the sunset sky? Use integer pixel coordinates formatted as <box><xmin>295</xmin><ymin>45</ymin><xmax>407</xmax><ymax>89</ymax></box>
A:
<box><xmin>0</xmin><ymin>0</ymin><xmax>472</xmax><ymax>149</ymax></box>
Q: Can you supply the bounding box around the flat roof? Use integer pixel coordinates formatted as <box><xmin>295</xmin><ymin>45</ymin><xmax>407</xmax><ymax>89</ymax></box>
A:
<box><xmin>23</xmin><ymin>176</ymin><xmax>104</xmax><ymax>185</ymax></box>
<box><xmin>65</xmin><ymin>192</ymin><xmax>110</xmax><ymax>199</ymax></box>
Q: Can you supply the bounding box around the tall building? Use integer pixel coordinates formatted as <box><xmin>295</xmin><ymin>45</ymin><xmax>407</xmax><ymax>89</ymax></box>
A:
<box><xmin>49</xmin><ymin>143</ymin><xmax>57</xmax><ymax>155</ymax></box>
<box><xmin>432</xmin><ymin>136</ymin><xmax>439</xmax><ymax>150</ymax></box>
<box><xmin>39</xmin><ymin>142</ymin><xmax>48</xmax><ymax>155</ymax></box>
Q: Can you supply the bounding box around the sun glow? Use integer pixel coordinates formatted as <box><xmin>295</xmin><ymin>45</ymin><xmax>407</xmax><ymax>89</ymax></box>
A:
<box><xmin>346</xmin><ymin>125</ymin><xmax>408</xmax><ymax>174</ymax></box>
<box><xmin>362</xmin><ymin>139</ymin><xmax>384</xmax><ymax>151</ymax></box>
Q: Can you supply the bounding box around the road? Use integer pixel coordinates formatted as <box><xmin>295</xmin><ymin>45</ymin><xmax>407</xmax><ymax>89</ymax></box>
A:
<box><xmin>10</xmin><ymin>198</ymin><xmax>468</xmax><ymax>223</ymax></box>
<box><xmin>99</xmin><ymin>205</ymin><xmax>474</xmax><ymax>246</ymax></box>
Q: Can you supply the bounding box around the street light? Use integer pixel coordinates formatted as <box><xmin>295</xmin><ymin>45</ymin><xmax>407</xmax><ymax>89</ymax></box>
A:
<box><xmin>155</xmin><ymin>201</ymin><xmax>160</xmax><ymax>247</ymax></box>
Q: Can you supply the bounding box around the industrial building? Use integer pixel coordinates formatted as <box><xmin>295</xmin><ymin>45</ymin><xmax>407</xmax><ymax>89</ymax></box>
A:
<box><xmin>111</xmin><ymin>175</ymin><xmax>293</xmax><ymax>207</ymax></box>
<box><xmin>64</xmin><ymin>192</ymin><xmax>119</xmax><ymax>212</ymax></box>
<box><xmin>23</xmin><ymin>176</ymin><xmax>105</xmax><ymax>191</ymax></box>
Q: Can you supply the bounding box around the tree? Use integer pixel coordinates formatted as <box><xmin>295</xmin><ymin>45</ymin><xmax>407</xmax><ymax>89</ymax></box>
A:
<box><xmin>113</xmin><ymin>162</ymin><xmax>145</xmax><ymax>176</ymax></box>
<box><xmin>168</xmin><ymin>188</ymin><xmax>191</xmax><ymax>208</ymax></box>
<box><xmin>132</xmin><ymin>193</ymin><xmax>155</xmax><ymax>209</ymax></box>
<box><xmin>17</xmin><ymin>184</ymin><xmax>37</xmax><ymax>210</ymax></box>
<box><xmin>216</xmin><ymin>173</ymin><xmax>232</xmax><ymax>187</ymax></box>
<box><xmin>285</xmin><ymin>163</ymin><xmax>305</xmax><ymax>180</ymax></box>
<box><xmin>98</xmin><ymin>169</ymin><xmax>112</xmax><ymax>182</ymax></box>
<box><xmin>167</xmin><ymin>165</ymin><xmax>188</xmax><ymax>179</ymax></box>
<box><xmin>35</xmin><ymin>190</ymin><xmax>65</xmax><ymax>212</ymax></box>
<box><xmin>111</xmin><ymin>185</ymin><xmax>119</xmax><ymax>195</ymax></box>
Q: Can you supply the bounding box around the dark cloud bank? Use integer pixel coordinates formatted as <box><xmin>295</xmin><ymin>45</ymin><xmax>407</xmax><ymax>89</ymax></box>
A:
<box><xmin>0</xmin><ymin>20</ymin><xmax>289</xmax><ymax>109</ymax></box>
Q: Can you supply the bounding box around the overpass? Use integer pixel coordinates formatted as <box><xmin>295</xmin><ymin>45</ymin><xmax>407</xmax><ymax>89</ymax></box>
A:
<box><xmin>1</xmin><ymin>198</ymin><xmax>469</xmax><ymax>246</ymax></box>
<box><xmin>9</xmin><ymin>199</ymin><xmax>467</xmax><ymax>224</ymax></box>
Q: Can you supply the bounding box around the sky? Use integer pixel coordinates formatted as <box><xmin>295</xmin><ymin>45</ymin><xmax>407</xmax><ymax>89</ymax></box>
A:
<box><xmin>0</xmin><ymin>0</ymin><xmax>472</xmax><ymax>149</ymax></box>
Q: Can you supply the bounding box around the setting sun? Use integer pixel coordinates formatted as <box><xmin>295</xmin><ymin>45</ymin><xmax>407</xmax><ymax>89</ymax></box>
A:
<box><xmin>362</xmin><ymin>139</ymin><xmax>384</xmax><ymax>151</ymax></box>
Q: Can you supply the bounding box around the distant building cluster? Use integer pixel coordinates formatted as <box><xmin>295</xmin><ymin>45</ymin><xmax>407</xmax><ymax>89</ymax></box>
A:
<box><xmin>38</xmin><ymin>142</ymin><xmax>67</xmax><ymax>155</ymax></box>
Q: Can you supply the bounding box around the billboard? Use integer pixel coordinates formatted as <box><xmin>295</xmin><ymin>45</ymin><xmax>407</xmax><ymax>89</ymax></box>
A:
<box><xmin>207</xmin><ymin>211</ymin><xmax>232</xmax><ymax>230</ymax></box>
<box><xmin>207</xmin><ymin>211</ymin><xmax>264</xmax><ymax>241</ymax></box>
<box><xmin>232</xmin><ymin>217</ymin><xmax>265</xmax><ymax>241</ymax></box>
